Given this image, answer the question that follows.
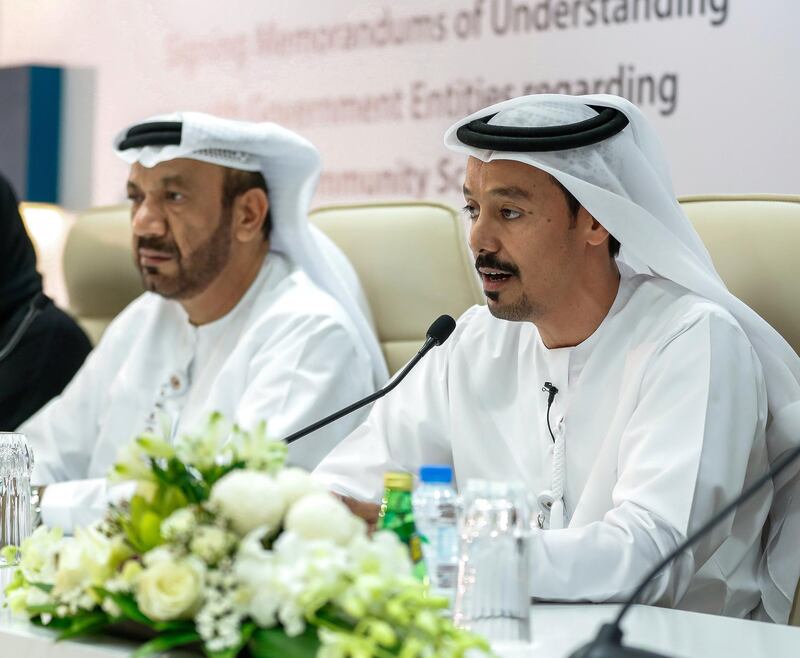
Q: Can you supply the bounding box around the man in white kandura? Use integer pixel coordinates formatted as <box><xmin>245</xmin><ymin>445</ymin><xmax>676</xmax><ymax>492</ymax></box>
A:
<box><xmin>21</xmin><ymin>113</ymin><xmax>388</xmax><ymax>532</ymax></box>
<box><xmin>315</xmin><ymin>95</ymin><xmax>800</xmax><ymax>622</ymax></box>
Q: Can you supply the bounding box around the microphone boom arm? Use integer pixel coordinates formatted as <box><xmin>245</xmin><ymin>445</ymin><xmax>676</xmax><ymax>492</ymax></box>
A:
<box><xmin>282</xmin><ymin>336</ymin><xmax>437</xmax><ymax>446</ymax></box>
<box><xmin>615</xmin><ymin>441</ymin><xmax>800</xmax><ymax>627</ymax></box>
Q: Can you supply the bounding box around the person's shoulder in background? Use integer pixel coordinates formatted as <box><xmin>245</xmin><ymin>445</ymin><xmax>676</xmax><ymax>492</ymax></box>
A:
<box><xmin>1</xmin><ymin>297</ymin><xmax>92</xmax><ymax>429</ymax></box>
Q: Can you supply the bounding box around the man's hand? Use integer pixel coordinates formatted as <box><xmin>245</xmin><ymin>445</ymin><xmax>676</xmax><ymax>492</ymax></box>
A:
<box><xmin>336</xmin><ymin>494</ymin><xmax>380</xmax><ymax>532</ymax></box>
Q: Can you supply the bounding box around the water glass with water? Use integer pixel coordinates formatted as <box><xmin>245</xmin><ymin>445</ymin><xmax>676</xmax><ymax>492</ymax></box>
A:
<box><xmin>452</xmin><ymin>479</ymin><xmax>531</xmax><ymax>643</ymax></box>
<box><xmin>0</xmin><ymin>432</ymin><xmax>34</xmax><ymax>564</ymax></box>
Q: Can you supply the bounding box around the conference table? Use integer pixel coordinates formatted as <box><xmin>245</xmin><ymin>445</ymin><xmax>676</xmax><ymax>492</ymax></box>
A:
<box><xmin>1</xmin><ymin>601</ymin><xmax>798</xmax><ymax>657</ymax></box>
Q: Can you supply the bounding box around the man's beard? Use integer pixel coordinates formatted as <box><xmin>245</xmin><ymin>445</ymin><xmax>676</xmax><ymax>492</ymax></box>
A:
<box><xmin>487</xmin><ymin>290</ymin><xmax>536</xmax><ymax>322</ymax></box>
<box><xmin>136</xmin><ymin>208</ymin><xmax>233</xmax><ymax>300</ymax></box>
<box><xmin>475</xmin><ymin>253</ymin><xmax>537</xmax><ymax>322</ymax></box>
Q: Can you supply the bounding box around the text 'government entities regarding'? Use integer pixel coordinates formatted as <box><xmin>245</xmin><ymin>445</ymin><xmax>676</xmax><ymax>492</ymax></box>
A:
<box><xmin>212</xmin><ymin>64</ymin><xmax>680</xmax><ymax>132</ymax></box>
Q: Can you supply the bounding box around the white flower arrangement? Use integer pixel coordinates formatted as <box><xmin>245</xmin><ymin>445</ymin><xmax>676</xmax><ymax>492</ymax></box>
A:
<box><xmin>3</xmin><ymin>413</ymin><xmax>493</xmax><ymax>658</ymax></box>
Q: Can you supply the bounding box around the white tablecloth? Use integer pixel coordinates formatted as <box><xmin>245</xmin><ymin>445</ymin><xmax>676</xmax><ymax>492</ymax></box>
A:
<box><xmin>1</xmin><ymin>602</ymin><xmax>799</xmax><ymax>658</ymax></box>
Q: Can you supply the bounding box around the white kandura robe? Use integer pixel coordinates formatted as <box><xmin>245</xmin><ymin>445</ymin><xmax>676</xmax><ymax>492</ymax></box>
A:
<box><xmin>23</xmin><ymin>253</ymin><xmax>374</xmax><ymax>531</ymax></box>
<box><xmin>315</xmin><ymin>272</ymin><xmax>772</xmax><ymax>618</ymax></box>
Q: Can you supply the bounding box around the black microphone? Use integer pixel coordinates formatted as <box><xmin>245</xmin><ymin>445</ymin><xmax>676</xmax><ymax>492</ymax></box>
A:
<box><xmin>282</xmin><ymin>314</ymin><xmax>456</xmax><ymax>445</ymax></box>
<box><xmin>0</xmin><ymin>293</ymin><xmax>48</xmax><ymax>364</ymax></box>
<box><xmin>570</xmin><ymin>441</ymin><xmax>800</xmax><ymax>658</ymax></box>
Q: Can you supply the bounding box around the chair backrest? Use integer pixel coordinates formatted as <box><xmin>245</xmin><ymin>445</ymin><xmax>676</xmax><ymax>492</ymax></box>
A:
<box><xmin>680</xmin><ymin>194</ymin><xmax>800</xmax><ymax>626</ymax></box>
<box><xmin>63</xmin><ymin>201</ymin><xmax>485</xmax><ymax>363</ymax></box>
<box><xmin>19</xmin><ymin>202</ymin><xmax>74</xmax><ymax>309</ymax></box>
<box><xmin>63</xmin><ymin>203</ymin><xmax>143</xmax><ymax>343</ymax></box>
<box><xmin>679</xmin><ymin>194</ymin><xmax>800</xmax><ymax>356</ymax></box>
<box><xmin>311</xmin><ymin>202</ymin><xmax>484</xmax><ymax>374</ymax></box>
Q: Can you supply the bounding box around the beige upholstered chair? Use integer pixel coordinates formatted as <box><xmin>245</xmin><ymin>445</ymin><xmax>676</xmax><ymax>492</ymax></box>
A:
<box><xmin>311</xmin><ymin>202</ymin><xmax>484</xmax><ymax>375</ymax></box>
<box><xmin>680</xmin><ymin>194</ymin><xmax>800</xmax><ymax>356</ymax></box>
<box><xmin>680</xmin><ymin>194</ymin><xmax>800</xmax><ymax>625</ymax></box>
<box><xmin>63</xmin><ymin>201</ymin><xmax>485</xmax><ymax>364</ymax></box>
<box><xmin>63</xmin><ymin>204</ymin><xmax>142</xmax><ymax>343</ymax></box>
<box><xmin>19</xmin><ymin>202</ymin><xmax>74</xmax><ymax>309</ymax></box>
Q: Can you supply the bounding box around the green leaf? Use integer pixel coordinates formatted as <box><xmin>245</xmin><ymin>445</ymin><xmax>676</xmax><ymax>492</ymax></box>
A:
<box><xmin>131</xmin><ymin>630</ymin><xmax>202</xmax><ymax>658</ymax></box>
<box><xmin>30</xmin><ymin>581</ymin><xmax>54</xmax><ymax>593</ymax></box>
<box><xmin>139</xmin><ymin>511</ymin><xmax>163</xmax><ymax>549</ymax></box>
<box><xmin>249</xmin><ymin>626</ymin><xmax>321</xmax><ymax>658</ymax></box>
<box><xmin>156</xmin><ymin>485</ymin><xmax>191</xmax><ymax>519</ymax></box>
<box><xmin>96</xmin><ymin>589</ymin><xmax>153</xmax><ymax>626</ymax></box>
<box><xmin>152</xmin><ymin>619</ymin><xmax>197</xmax><ymax>633</ymax></box>
<box><xmin>3</xmin><ymin>569</ymin><xmax>27</xmax><ymax>594</ymax></box>
<box><xmin>26</xmin><ymin>603</ymin><xmax>58</xmax><ymax>615</ymax></box>
<box><xmin>56</xmin><ymin>611</ymin><xmax>111</xmax><ymax>640</ymax></box>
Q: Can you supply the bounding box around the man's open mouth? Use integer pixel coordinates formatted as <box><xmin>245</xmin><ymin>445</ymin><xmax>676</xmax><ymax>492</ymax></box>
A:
<box><xmin>478</xmin><ymin>267</ymin><xmax>514</xmax><ymax>283</ymax></box>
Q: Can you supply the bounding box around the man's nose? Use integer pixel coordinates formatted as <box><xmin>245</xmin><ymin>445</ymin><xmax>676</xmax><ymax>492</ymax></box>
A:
<box><xmin>468</xmin><ymin>214</ymin><xmax>500</xmax><ymax>255</ymax></box>
<box><xmin>131</xmin><ymin>199</ymin><xmax>167</xmax><ymax>237</ymax></box>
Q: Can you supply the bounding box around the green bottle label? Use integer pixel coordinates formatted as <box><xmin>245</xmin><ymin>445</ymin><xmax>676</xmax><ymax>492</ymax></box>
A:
<box><xmin>378</xmin><ymin>487</ymin><xmax>428</xmax><ymax>581</ymax></box>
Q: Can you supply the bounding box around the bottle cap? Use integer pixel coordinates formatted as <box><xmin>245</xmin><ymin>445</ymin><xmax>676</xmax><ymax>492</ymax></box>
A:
<box><xmin>419</xmin><ymin>465</ymin><xmax>453</xmax><ymax>484</ymax></box>
<box><xmin>383</xmin><ymin>471</ymin><xmax>413</xmax><ymax>490</ymax></box>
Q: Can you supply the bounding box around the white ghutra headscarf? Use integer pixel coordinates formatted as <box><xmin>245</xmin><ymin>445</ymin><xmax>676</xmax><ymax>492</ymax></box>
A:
<box><xmin>114</xmin><ymin>111</ymin><xmax>388</xmax><ymax>389</ymax></box>
<box><xmin>445</xmin><ymin>94</ymin><xmax>800</xmax><ymax>623</ymax></box>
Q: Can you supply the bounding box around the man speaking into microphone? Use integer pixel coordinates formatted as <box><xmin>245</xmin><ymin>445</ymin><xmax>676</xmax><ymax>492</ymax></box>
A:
<box><xmin>316</xmin><ymin>94</ymin><xmax>800</xmax><ymax>623</ymax></box>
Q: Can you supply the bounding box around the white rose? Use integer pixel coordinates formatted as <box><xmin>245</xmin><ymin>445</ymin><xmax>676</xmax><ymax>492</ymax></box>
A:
<box><xmin>276</xmin><ymin>468</ymin><xmax>326</xmax><ymax>506</ymax></box>
<box><xmin>284</xmin><ymin>493</ymin><xmax>364</xmax><ymax>546</ymax></box>
<box><xmin>210</xmin><ymin>470</ymin><xmax>286</xmax><ymax>536</ymax></box>
<box><xmin>136</xmin><ymin>556</ymin><xmax>204</xmax><ymax>621</ymax></box>
<box><xmin>143</xmin><ymin>545</ymin><xmax>175</xmax><ymax>566</ymax></box>
<box><xmin>190</xmin><ymin>526</ymin><xmax>234</xmax><ymax>564</ymax></box>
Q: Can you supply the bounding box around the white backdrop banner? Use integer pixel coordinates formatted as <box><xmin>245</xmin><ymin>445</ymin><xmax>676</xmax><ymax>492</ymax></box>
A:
<box><xmin>0</xmin><ymin>0</ymin><xmax>797</xmax><ymax>209</ymax></box>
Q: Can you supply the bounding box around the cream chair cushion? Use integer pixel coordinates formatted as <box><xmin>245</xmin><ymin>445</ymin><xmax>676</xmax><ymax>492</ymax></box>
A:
<box><xmin>680</xmin><ymin>194</ymin><xmax>800</xmax><ymax>356</ymax></box>
<box><xmin>63</xmin><ymin>204</ymin><xmax>142</xmax><ymax>343</ymax></box>
<box><xmin>311</xmin><ymin>202</ymin><xmax>484</xmax><ymax>374</ymax></box>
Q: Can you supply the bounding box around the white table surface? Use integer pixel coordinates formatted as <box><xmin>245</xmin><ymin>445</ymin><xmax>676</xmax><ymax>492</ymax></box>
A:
<box><xmin>518</xmin><ymin>603</ymin><xmax>800</xmax><ymax>658</ymax></box>
<box><xmin>1</xmin><ymin>603</ymin><xmax>798</xmax><ymax>657</ymax></box>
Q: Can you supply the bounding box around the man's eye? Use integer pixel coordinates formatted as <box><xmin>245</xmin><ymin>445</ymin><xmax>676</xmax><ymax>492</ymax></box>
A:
<box><xmin>166</xmin><ymin>191</ymin><xmax>185</xmax><ymax>202</ymax></box>
<box><xmin>461</xmin><ymin>204</ymin><xmax>479</xmax><ymax>220</ymax></box>
<box><xmin>127</xmin><ymin>194</ymin><xmax>143</xmax><ymax>204</ymax></box>
<box><xmin>501</xmin><ymin>208</ymin><xmax>522</xmax><ymax>220</ymax></box>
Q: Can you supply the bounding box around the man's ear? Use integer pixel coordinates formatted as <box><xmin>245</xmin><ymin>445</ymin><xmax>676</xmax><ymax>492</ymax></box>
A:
<box><xmin>232</xmin><ymin>188</ymin><xmax>269</xmax><ymax>243</ymax></box>
<box><xmin>579</xmin><ymin>207</ymin><xmax>611</xmax><ymax>248</ymax></box>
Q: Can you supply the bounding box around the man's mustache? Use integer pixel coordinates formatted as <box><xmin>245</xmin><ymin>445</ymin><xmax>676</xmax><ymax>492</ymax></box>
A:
<box><xmin>475</xmin><ymin>253</ymin><xmax>519</xmax><ymax>277</ymax></box>
<box><xmin>136</xmin><ymin>237</ymin><xmax>180</xmax><ymax>257</ymax></box>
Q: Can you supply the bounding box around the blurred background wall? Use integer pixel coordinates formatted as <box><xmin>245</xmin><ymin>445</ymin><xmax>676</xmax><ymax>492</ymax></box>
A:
<box><xmin>0</xmin><ymin>0</ymin><xmax>797</xmax><ymax>212</ymax></box>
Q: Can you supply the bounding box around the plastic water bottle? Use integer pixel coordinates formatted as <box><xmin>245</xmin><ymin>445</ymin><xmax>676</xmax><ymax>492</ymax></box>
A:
<box><xmin>413</xmin><ymin>464</ymin><xmax>459</xmax><ymax>604</ymax></box>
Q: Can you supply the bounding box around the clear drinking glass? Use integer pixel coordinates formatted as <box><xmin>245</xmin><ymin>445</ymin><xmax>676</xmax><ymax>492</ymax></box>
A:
<box><xmin>452</xmin><ymin>479</ymin><xmax>532</xmax><ymax>643</ymax></box>
<box><xmin>0</xmin><ymin>432</ymin><xmax>34</xmax><ymax>564</ymax></box>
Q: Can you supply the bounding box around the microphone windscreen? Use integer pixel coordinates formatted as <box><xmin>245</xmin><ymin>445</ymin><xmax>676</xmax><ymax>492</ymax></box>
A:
<box><xmin>426</xmin><ymin>315</ymin><xmax>456</xmax><ymax>346</ymax></box>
